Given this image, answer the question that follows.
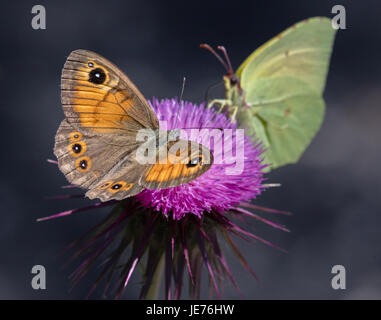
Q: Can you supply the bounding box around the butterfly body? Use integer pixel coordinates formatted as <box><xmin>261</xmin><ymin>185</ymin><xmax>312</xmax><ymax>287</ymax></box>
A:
<box><xmin>55</xmin><ymin>50</ymin><xmax>213</xmax><ymax>202</ymax></box>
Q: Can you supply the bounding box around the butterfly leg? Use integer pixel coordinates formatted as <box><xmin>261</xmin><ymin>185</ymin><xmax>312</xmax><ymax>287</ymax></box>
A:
<box><xmin>229</xmin><ymin>105</ymin><xmax>238</xmax><ymax>123</ymax></box>
<box><xmin>207</xmin><ymin>98</ymin><xmax>232</xmax><ymax>113</ymax></box>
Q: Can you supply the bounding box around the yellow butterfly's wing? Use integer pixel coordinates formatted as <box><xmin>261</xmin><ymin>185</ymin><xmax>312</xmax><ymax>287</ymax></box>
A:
<box><xmin>61</xmin><ymin>49</ymin><xmax>159</xmax><ymax>135</ymax></box>
<box><xmin>236</xmin><ymin>17</ymin><xmax>336</xmax><ymax>169</ymax></box>
<box><xmin>237</xmin><ymin>17</ymin><xmax>334</xmax><ymax>94</ymax></box>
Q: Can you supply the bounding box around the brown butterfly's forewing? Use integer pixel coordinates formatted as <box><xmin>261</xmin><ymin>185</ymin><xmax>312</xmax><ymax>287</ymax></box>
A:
<box><xmin>61</xmin><ymin>49</ymin><xmax>159</xmax><ymax>135</ymax></box>
<box><xmin>56</xmin><ymin>50</ymin><xmax>214</xmax><ymax>202</ymax></box>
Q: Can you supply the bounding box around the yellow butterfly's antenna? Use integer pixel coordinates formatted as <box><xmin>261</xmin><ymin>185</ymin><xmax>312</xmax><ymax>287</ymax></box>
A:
<box><xmin>200</xmin><ymin>43</ymin><xmax>234</xmax><ymax>75</ymax></box>
<box><xmin>217</xmin><ymin>46</ymin><xmax>234</xmax><ymax>75</ymax></box>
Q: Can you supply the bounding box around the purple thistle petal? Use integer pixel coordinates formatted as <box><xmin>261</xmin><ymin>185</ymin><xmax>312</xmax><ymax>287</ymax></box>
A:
<box><xmin>165</xmin><ymin>237</ymin><xmax>173</xmax><ymax>300</ymax></box>
<box><xmin>61</xmin><ymin>184</ymin><xmax>79</xmax><ymax>189</ymax></box>
<box><xmin>65</xmin><ymin>208</ymin><xmax>133</xmax><ymax>268</ymax></box>
<box><xmin>174</xmin><ymin>253</ymin><xmax>185</xmax><ymax>300</ymax></box>
<box><xmin>190</xmin><ymin>251</ymin><xmax>203</xmax><ymax>299</ymax></box>
<box><xmin>115</xmin><ymin>212</ymin><xmax>160</xmax><ymax>298</ymax></box>
<box><xmin>170</xmin><ymin>220</ymin><xmax>175</xmax><ymax>259</ymax></box>
<box><xmin>123</xmin><ymin>258</ymin><xmax>138</xmax><ymax>289</ymax></box>
<box><xmin>196</xmin><ymin>230</ymin><xmax>220</xmax><ymax>298</ymax></box>
<box><xmin>228</xmin><ymin>220</ymin><xmax>287</xmax><ymax>253</ymax></box>
<box><xmin>240</xmin><ymin>202</ymin><xmax>292</xmax><ymax>216</ymax></box>
<box><xmin>139</xmin><ymin>245</ymin><xmax>165</xmax><ymax>299</ymax></box>
<box><xmin>137</xmin><ymin>98</ymin><xmax>266</xmax><ymax>220</ymax></box>
<box><xmin>47</xmin><ymin>158</ymin><xmax>58</xmax><ymax>165</ymax></box>
<box><xmin>179</xmin><ymin>220</ymin><xmax>194</xmax><ymax>285</ymax></box>
<box><xmin>208</xmin><ymin>211</ymin><xmax>251</xmax><ymax>242</ymax></box>
<box><xmin>58</xmin><ymin>205</ymin><xmax>130</xmax><ymax>261</ymax></box>
<box><xmin>205</xmin><ymin>227</ymin><xmax>242</xmax><ymax>296</ymax></box>
<box><xmin>234</xmin><ymin>207</ymin><xmax>290</xmax><ymax>232</ymax></box>
<box><xmin>221</xmin><ymin>229</ymin><xmax>258</xmax><ymax>281</ymax></box>
<box><xmin>101</xmin><ymin>232</ymin><xmax>136</xmax><ymax>298</ymax></box>
<box><xmin>69</xmin><ymin>236</ymin><xmax>114</xmax><ymax>289</ymax></box>
<box><xmin>37</xmin><ymin>201</ymin><xmax>115</xmax><ymax>222</ymax></box>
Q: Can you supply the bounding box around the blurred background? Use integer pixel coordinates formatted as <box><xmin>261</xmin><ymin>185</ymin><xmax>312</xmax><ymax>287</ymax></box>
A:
<box><xmin>0</xmin><ymin>0</ymin><xmax>380</xmax><ymax>299</ymax></box>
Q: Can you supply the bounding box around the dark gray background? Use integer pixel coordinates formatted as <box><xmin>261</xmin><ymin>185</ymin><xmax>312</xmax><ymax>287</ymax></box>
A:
<box><xmin>0</xmin><ymin>0</ymin><xmax>380</xmax><ymax>299</ymax></box>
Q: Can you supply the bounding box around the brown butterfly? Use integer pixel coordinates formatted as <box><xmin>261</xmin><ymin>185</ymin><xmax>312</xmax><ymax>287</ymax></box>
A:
<box><xmin>54</xmin><ymin>50</ymin><xmax>213</xmax><ymax>202</ymax></box>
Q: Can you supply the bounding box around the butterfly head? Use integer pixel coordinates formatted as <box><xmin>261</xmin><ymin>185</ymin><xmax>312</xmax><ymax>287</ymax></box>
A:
<box><xmin>200</xmin><ymin>44</ymin><xmax>242</xmax><ymax>91</ymax></box>
<box><xmin>200</xmin><ymin>44</ymin><xmax>246</xmax><ymax>112</ymax></box>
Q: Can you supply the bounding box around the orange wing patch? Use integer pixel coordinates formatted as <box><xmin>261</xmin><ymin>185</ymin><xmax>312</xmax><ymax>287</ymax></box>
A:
<box><xmin>69</xmin><ymin>131</ymin><xmax>83</xmax><ymax>142</ymax></box>
<box><xmin>63</xmin><ymin>61</ymin><xmax>135</xmax><ymax>133</ymax></box>
<box><xmin>145</xmin><ymin>161</ymin><xmax>202</xmax><ymax>183</ymax></box>
<box><xmin>145</xmin><ymin>141</ymin><xmax>209</xmax><ymax>184</ymax></box>
<box><xmin>67</xmin><ymin>140</ymin><xmax>87</xmax><ymax>157</ymax></box>
<box><xmin>108</xmin><ymin>181</ymin><xmax>134</xmax><ymax>193</ymax></box>
<box><xmin>97</xmin><ymin>181</ymin><xmax>114</xmax><ymax>190</ymax></box>
<box><xmin>75</xmin><ymin>156</ymin><xmax>92</xmax><ymax>172</ymax></box>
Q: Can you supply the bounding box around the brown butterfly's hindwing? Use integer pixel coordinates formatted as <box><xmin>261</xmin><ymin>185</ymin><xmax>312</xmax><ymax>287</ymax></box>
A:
<box><xmin>54</xmin><ymin>119</ymin><xmax>141</xmax><ymax>192</ymax></box>
<box><xmin>141</xmin><ymin>139</ymin><xmax>214</xmax><ymax>190</ymax></box>
<box><xmin>85</xmin><ymin>169</ymin><xmax>145</xmax><ymax>202</ymax></box>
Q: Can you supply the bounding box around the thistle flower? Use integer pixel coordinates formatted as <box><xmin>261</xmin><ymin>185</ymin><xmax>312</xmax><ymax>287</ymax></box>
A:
<box><xmin>138</xmin><ymin>98</ymin><xmax>266</xmax><ymax>220</ymax></box>
<box><xmin>41</xmin><ymin>98</ymin><xmax>289</xmax><ymax>299</ymax></box>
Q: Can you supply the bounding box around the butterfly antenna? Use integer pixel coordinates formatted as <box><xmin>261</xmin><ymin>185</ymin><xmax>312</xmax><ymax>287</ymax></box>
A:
<box><xmin>217</xmin><ymin>46</ymin><xmax>234</xmax><ymax>75</ymax></box>
<box><xmin>204</xmin><ymin>80</ymin><xmax>224</xmax><ymax>103</ymax></box>
<box><xmin>174</xmin><ymin>77</ymin><xmax>186</xmax><ymax>130</ymax></box>
<box><xmin>200</xmin><ymin>43</ymin><xmax>229</xmax><ymax>73</ymax></box>
<box><xmin>179</xmin><ymin>76</ymin><xmax>186</xmax><ymax>101</ymax></box>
